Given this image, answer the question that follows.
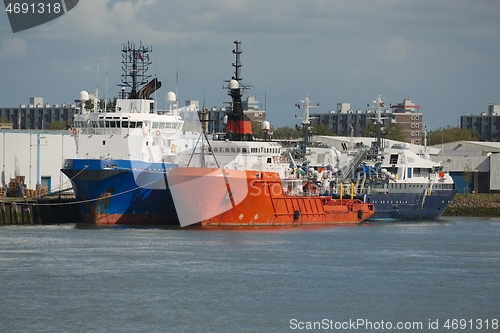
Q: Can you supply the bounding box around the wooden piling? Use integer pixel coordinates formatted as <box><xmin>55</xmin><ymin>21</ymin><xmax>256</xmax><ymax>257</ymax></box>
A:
<box><xmin>12</xmin><ymin>202</ymin><xmax>19</xmax><ymax>225</ymax></box>
<box><xmin>34</xmin><ymin>204</ymin><xmax>42</xmax><ymax>224</ymax></box>
<box><xmin>23</xmin><ymin>204</ymin><xmax>33</xmax><ymax>225</ymax></box>
<box><xmin>0</xmin><ymin>202</ymin><xmax>6</xmax><ymax>225</ymax></box>
<box><xmin>0</xmin><ymin>197</ymin><xmax>79</xmax><ymax>225</ymax></box>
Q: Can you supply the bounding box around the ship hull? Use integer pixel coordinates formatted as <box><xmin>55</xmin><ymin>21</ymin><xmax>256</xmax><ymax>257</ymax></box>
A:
<box><xmin>350</xmin><ymin>190</ymin><xmax>457</xmax><ymax>221</ymax></box>
<box><xmin>62</xmin><ymin>159</ymin><xmax>179</xmax><ymax>225</ymax></box>
<box><xmin>167</xmin><ymin>167</ymin><xmax>374</xmax><ymax>227</ymax></box>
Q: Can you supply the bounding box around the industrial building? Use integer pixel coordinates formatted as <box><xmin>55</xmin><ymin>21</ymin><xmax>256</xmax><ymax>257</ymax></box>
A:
<box><xmin>0</xmin><ymin>130</ymin><xmax>76</xmax><ymax>196</ymax></box>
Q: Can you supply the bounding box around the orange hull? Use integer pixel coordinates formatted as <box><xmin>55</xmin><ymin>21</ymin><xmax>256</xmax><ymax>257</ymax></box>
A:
<box><xmin>167</xmin><ymin>168</ymin><xmax>374</xmax><ymax>227</ymax></box>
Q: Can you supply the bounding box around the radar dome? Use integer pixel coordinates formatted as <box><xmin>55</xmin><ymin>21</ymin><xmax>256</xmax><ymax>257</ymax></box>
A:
<box><xmin>79</xmin><ymin>91</ymin><xmax>89</xmax><ymax>102</ymax></box>
<box><xmin>229</xmin><ymin>79</ymin><xmax>239</xmax><ymax>90</ymax></box>
<box><xmin>166</xmin><ymin>91</ymin><xmax>176</xmax><ymax>104</ymax></box>
<box><xmin>261</xmin><ymin>120</ymin><xmax>270</xmax><ymax>130</ymax></box>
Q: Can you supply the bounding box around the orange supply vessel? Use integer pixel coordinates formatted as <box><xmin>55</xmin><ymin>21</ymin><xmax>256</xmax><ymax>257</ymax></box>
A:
<box><xmin>167</xmin><ymin>167</ymin><xmax>374</xmax><ymax>227</ymax></box>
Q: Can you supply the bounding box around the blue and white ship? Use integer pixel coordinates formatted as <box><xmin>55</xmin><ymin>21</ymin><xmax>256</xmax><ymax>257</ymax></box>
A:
<box><xmin>61</xmin><ymin>42</ymin><xmax>194</xmax><ymax>225</ymax></box>
<box><xmin>333</xmin><ymin>95</ymin><xmax>457</xmax><ymax>220</ymax></box>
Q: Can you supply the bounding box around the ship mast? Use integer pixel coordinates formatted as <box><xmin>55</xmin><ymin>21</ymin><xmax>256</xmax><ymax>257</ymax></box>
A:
<box><xmin>224</xmin><ymin>40</ymin><xmax>253</xmax><ymax>141</ymax></box>
<box><xmin>370</xmin><ymin>94</ymin><xmax>388</xmax><ymax>155</ymax></box>
<box><xmin>295</xmin><ymin>94</ymin><xmax>319</xmax><ymax>148</ymax></box>
<box><xmin>121</xmin><ymin>41</ymin><xmax>153</xmax><ymax>99</ymax></box>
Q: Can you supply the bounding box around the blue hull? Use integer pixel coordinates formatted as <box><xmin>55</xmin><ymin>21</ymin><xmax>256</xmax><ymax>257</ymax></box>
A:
<box><xmin>364</xmin><ymin>190</ymin><xmax>457</xmax><ymax>220</ymax></box>
<box><xmin>334</xmin><ymin>190</ymin><xmax>457</xmax><ymax>221</ymax></box>
<box><xmin>61</xmin><ymin>159</ymin><xmax>179</xmax><ymax>225</ymax></box>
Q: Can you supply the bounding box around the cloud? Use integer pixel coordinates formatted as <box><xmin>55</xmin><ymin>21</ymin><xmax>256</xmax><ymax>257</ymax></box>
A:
<box><xmin>0</xmin><ymin>37</ymin><xmax>29</xmax><ymax>58</ymax></box>
<box><xmin>372</xmin><ymin>37</ymin><xmax>409</xmax><ymax>64</ymax></box>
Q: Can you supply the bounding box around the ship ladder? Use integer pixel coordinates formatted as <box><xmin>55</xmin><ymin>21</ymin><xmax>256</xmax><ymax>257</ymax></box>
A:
<box><xmin>418</xmin><ymin>181</ymin><xmax>433</xmax><ymax>209</ymax></box>
<box><xmin>341</xmin><ymin>148</ymin><xmax>368</xmax><ymax>182</ymax></box>
<box><xmin>357</xmin><ymin>174</ymin><xmax>367</xmax><ymax>195</ymax></box>
<box><xmin>354</xmin><ymin>177</ymin><xmax>361</xmax><ymax>195</ymax></box>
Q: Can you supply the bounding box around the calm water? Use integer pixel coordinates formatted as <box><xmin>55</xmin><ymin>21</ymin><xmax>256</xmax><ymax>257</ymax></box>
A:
<box><xmin>1</xmin><ymin>217</ymin><xmax>499</xmax><ymax>333</ymax></box>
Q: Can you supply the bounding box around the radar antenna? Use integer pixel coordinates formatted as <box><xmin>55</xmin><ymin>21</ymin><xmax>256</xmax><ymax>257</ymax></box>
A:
<box><xmin>121</xmin><ymin>41</ymin><xmax>154</xmax><ymax>99</ymax></box>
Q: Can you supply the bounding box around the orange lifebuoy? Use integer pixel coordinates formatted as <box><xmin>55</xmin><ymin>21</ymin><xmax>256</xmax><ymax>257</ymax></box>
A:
<box><xmin>155</xmin><ymin>130</ymin><xmax>161</xmax><ymax>136</ymax></box>
<box><xmin>71</xmin><ymin>128</ymin><xmax>77</xmax><ymax>135</ymax></box>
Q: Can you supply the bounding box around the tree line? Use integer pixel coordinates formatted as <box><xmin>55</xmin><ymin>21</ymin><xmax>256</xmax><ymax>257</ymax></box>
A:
<box><xmin>252</xmin><ymin>121</ymin><xmax>483</xmax><ymax>144</ymax></box>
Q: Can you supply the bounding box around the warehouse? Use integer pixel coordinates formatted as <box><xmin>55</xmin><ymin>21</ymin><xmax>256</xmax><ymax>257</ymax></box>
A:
<box><xmin>0</xmin><ymin>130</ymin><xmax>76</xmax><ymax>196</ymax></box>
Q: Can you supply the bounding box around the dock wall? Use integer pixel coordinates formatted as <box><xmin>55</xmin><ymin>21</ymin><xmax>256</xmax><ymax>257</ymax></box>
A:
<box><xmin>0</xmin><ymin>197</ymin><xmax>81</xmax><ymax>225</ymax></box>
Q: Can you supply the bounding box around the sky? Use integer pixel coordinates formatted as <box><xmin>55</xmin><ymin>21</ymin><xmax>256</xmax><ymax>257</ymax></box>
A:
<box><xmin>1</xmin><ymin>0</ymin><xmax>499</xmax><ymax>131</ymax></box>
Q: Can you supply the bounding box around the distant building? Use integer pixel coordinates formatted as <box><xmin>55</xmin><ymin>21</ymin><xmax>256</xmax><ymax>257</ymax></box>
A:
<box><xmin>390</xmin><ymin>98</ymin><xmax>422</xmax><ymax>144</ymax></box>
<box><xmin>2</xmin><ymin>95</ymin><xmax>266</xmax><ymax>133</ymax></box>
<box><xmin>311</xmin><ymin>98</ymin><xmax>422</xmax><ymax>144</ymax></box>
<box><xmin>0</xmin><ymin>97</ymin><xmax>77</xmax><ymax>130</ymax></box>
<box><xmin>460</xmin><ymin>102</ymin><xmax>500</xmax><ymax>141</ymax></box>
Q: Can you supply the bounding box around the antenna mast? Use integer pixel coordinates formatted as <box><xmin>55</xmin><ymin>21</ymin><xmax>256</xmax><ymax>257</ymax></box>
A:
<box><xmin>232</xmin><ymin>40</ymin><xmax>242</xmax><ymax>82</ymax></box>
<box><xmin>295</xmin><ymin>94</ymin><xmax>319</xmax><ymax>148</ymax></box>
<box><xmin>121</xmin><ymin>41</ymin><xmax>152</xmax><ymax>99</ymax></box>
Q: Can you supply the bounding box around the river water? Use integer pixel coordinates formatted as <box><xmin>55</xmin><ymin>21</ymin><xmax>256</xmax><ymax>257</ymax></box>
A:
<box><xmin>1</xmin><ymin>217</ymin><xmax>499</xmax><ymax>332</ymax></box>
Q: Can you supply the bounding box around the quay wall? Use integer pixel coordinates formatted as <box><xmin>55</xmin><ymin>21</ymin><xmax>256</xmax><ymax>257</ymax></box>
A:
<box><xmin>0</xmin><ymin>197</ymin><xmax>80</xmax><ymax>225</ymax></box>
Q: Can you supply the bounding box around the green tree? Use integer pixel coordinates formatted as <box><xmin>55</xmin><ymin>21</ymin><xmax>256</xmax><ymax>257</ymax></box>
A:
<box><xmin>0</xmin><ymin>116</ymin><xmax>10</xmax><ymax>123</ymax></box>
<box><xmin>462</xmin><ymin>163</ymin><xmax>473</xmax><ymax>194</ymax></box>
<box><xmin>107</xmin><ymin>97</ymin><xmax>117</xmax><ymax>109</ymax></box>
<box><xmin>428</xmin><ymin>126</ymin><xmax>480</xmax><ymax>145</ymax></box>
<box><xmin>83</xmin><ymin>99</ymin><xmax>105</xmax><ymax>111</ymax></box>
<box><xmin>384</xmin><ymin>123</ymin><xmax>406</xmax><ymax>142</ymax></box>
<box><xmin>47</xmin><ymin>120</ymin><xmax>69</xmax><ymax>130</ymax></box>
<box><xmin>84</xmin><ymin>100</ymin><xmax>94</xmax><ymax>110</ymax></box>
<box><xmin>273</xmin><ymin>126</ymin><xmax>301</xmax><ymax>139</ymax></box>
<box><xmin>361</xmin><ymin>122</ymin><xmax>406</xmax><ymax>142</ymax></box>
<box><xmin>251</xmin><ymin>121</ymin><xmax>267</xmax><ymax>140</ymax></box>
<box><xmin>361</xmin><ymin>122</ymin><xmax>377</xmax><ymax>138</ymax></box>
<box><xmin>309</xmin><ymin>123</ymin><xmax>335</xmax><ymax>136</ymax></box>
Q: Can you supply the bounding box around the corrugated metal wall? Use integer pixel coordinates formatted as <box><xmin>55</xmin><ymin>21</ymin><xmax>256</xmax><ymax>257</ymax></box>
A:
<box><xmin>490</xmin><ymin>153</ymin><xmax>500</xmax><ymax>192</ymax></box>
<box><xmin>0</xmin><ymin>130</ymin><xmax>76</xmax><ymax>194</ymax></box>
